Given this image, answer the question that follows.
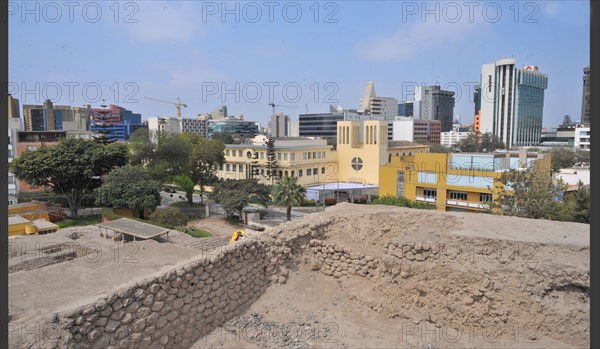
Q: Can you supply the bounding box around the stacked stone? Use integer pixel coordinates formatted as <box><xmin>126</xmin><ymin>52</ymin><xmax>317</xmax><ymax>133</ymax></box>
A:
<box><xmin>308</xmin><ymin>240</ymin><xmax>380</xmax><ymax>278</ymax></box>
<box><xmin>58</xmin><ymin>240</ymin><xmax>269</xmax><ymax>349</ymax></box>
<box><xmin>385</xmin><ymin>241</ymin><xmax>441</xmax><ymax>262</ymax></box>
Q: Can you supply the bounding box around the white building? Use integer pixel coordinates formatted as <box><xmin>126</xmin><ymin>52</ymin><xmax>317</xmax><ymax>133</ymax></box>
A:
<box><xmin>574</xmin><ymin>125</ymin><xmax>590</xmax><ymax>150</ymax></box>
<box><xmin>441</xmin><ymin>129</ymin><xmax>470</xmax><ymax>147</ymax></box>
<box><xmin>270</xmin><ymin>112</ymin><xmax>290</xmax><ymax>137</ymax></box>
<box><xmin>392</xmin><ymin>117</ymin><xmax>414</xmax><ymax>141</ymax></box>
<box><xmin>8</xmin><ymin>117</ymin><xmax>22</xmax><ymax>205</ymax></box>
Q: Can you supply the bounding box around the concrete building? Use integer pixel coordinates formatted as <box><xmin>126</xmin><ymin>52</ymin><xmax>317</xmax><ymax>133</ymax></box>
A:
<box><xmin>148</xmin><ymin>116</ymin><xmax>180</xmax><ymax>135</ymax></box>
<box><xmin>398</xmin><ymin>101</ymin><xmax>415</xmax><ymax>117</ymax></box>
<box><xmin>23</xmin><ymin>100</ymin><xmax>57</xmax><ymax>131</ymax></box>
<box><xmin>219</xmin><ymin>121</ymin><xmax>429</xmax><ymax>195</ymax></box>
<box><xmin>270</xmin><ymin>112</ymin><xmax>290</xmax><ymax>137</ymax></box>
<box><xmin>63</xmin><ymin>105</ymin><xmax>92</xmax><ymax>131</ymax></box>
<box><xmin>574</xmin><ymin>124</ymin><xmax>590</xmax><ymax>151</ymax></box>
<box><xmin>8</xmin><ymin>116</ymin><xmax>22</xmax><ymax>205</ymax></box>
<box><xmin>441</xmin><ymin>130</ymin><xmax>471</xmax><ymax>148</ymax></box>
<box><xmin>380</xmin><ymin>150</ymin><xmax>552</xmax><ymax>212</ymax></box>
<box><xmin>414</xmin><ymin>86</ymin><xmax>455</xmax><ymax>132</ymax></box>
<box><xmin>479</xmin><ymin>59</ymin><xmax>548</xmax><ymax>147</ymax></box>
<box><xmin>182</xmin><ymin>117</ymin><xmax>209</xmax><ymax>138</ymax></box>
<box><xmin>207</xmin><ymin>120</ymin><xmax>259</xmax><ymax>138</ymax></box>
<box><xmin>581</xmin><ymin>67</ymin><xmax>590</xmax><ymax>124</ymax></box>
<box><xmin>289</xmin><ymin>119</ymin><xmax>300</xmax><ymax>137</ymax></box>
<box><xmin>8</xmin><ymin>94</ymin><xmax>20</xmax><ymax>119</ymax></box>
<box><xmin>392</xmin><ymin>117</ymin><xmax>441</xmax><ymax>144</ymax></box>
<box><xmin>358</xmin><ymin>82</ymin><xmax>398</xmax><ymax>118</ymax></box>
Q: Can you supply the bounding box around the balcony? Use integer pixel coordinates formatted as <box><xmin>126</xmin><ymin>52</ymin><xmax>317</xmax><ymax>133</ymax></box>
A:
<box><xmin>416</xmin><ymin>196</ymin><xmax>436</xmax><ymax>203</ymax></box>
<box><xmin>446</xmin><ymin>200</ymin><xmax>489</xmax><ymax>210</ymax></box>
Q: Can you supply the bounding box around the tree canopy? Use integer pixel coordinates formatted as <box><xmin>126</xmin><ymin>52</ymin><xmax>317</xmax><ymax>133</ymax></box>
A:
<box><xmin>549</xmin><ymin>147</ymin><xmax>590</xmax><ymax>174</ymax></box>
<box><xmin>457</xmin><ymin>132</ymin><xmax>505</xmax><ymax>153</ymax></box>
<box><xmin>10</xmin><ymin>138</ymin><xmax>128</xmax><ymax>217</ymax></box>
<box><xmin>210</xmin><ymin>179</ymin><xmax>270</xmax><ymax>218</ymax></box>
<box><xmin>271</xmin><ymin>176</ymin><xmax>306</xmax><ymax>220</ymax></box>
<box><xmin>95</xmin><ymin>165</ymin><xmax>162</xmax><ymax>212</ymax></box>
<box><xmin>265</xmin><ymin>137</ymin><xmax>279</xmax><ymax>183</ymax></box>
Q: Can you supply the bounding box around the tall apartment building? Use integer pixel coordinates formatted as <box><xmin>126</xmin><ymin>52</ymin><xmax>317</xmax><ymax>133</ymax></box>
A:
<box><xmin>8</xmin><ymin>94</ymin><xmax>20</xmax><ymax>119</ymax></box>
<box><xmin>398</xmin><ymin>101</ymin><xmax>415</xmax><ymax>117</ymax></box>
<box><xmin>414</xmin><ymin>86</ymin><xmax>455</xmax><ymax>132</ymax></box>
<box><xmin>270</xmin><ymin>112</ymin><xmax>290</xmax><ymax>137</ymax></box>
<box><xmin>581</xmin><ymin>67</ymin><xmax>590</xmax><ymax>124</ymax></box>
<box><xmin>479</xmin><ymin>59</ymin><xmax>548</xmax><ymax>147</ymax></box>
<box><xmin>90</xmin><ymin>104</ymin><xmax>143</xmax><ymax>141</ymax></box>
<box><xmin>207</xmin><ymin>120</ymin><xmax>259</xmax><ymax>138</ymax></box>
<box><xmin>392</xmin><ymin>117</ymin><xmax>441</xmax><ymax>144</ymax></box>
<box><xmin>358</xmin><ymin>82</ymin><xmax>398</xmax><ymax>118</ymax></box>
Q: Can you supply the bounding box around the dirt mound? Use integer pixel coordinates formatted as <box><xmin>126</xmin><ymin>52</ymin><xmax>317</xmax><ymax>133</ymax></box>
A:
<box><xmin>199</xmin><ymin>204</ymin><xmax>589</xmax><ymax>348</ymax></box>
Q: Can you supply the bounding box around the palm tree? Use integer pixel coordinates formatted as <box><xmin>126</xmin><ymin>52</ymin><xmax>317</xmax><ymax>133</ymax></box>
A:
<box><xmin>271</xmin><ymin>176</ymin><xmax>306</xmax><ymax>221</ymax></box>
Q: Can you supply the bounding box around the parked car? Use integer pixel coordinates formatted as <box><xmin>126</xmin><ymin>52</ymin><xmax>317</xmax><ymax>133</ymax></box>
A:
<box><xmin>163</xmin><ymin>188</ymin><xmax>177</xmax><ymax>193</ymax></box>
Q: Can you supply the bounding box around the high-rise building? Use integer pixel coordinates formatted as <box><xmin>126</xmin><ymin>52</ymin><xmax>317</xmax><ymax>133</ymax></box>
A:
<box><xmin>8</xmin><ymin>94</ymin><xmax>20</xmax><ymax>120</ymax></box>
<box><xmin>398</xmin><ymin>101</ymin><xmax>414</xmax><ymax>117</ymax></box>
<box><xmin>358</xmin><ymin>82</ymin><xmax>398</xmax><ymax>118</ymax></box>
<box><xmin>207</xmin><ymin>120</ymin><xmax>259</xmax><ymax>138</ymax></box>
<box><xmin>23</xmin><ymin>100</ymin><xmax>57</xmax><ymax>131</ymax></box>
<box><xmin>270</xmin><ymin>112</ymin><xmax>290</xmax><ymax>137</ymax></box>
<box><xmin>8</xmin><ymin>97</ymin><xmax>22</xmax><ymax>205</ymax></box>
<box><xmin>479</xmin><ymin>59</ymin><xmax>548</xmax><ymax>147</ymax></box>
<box><xmin>414</xmin><ymin>86</ymin><xmax>455</xmax><ymax>132</ymax></box>
<box><xmin>581</xmin><ymin>67</ymin><xmax>590</xmax><ymax>124</ymax></box>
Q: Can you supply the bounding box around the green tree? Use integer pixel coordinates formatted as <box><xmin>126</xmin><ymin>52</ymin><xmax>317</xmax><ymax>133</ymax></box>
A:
<box><xmin>550</xmin><ymin>147</ymin><xmax>577</xmax><ymax>174</ymax></box>
<box><xmin>480</xmin><ymin>133</ymin><xmax>505</xmax><ymax>152</ymax></box>
<box><xmin>148</xmin><ymin>133</ymin><xmax>193</xmax><ymax>183</ymax></box>
<box><xmin>561</xmin><ymin>115</ymin><xmax>573</xmax><ymax>126</ymax></box>
<box><xmin>210</xmin><ymin>179</ymin><xmax>270</xmax><ymax>219</ymax></box>
<box><xmin>128</xmin><ymin>128</ymin><xmax>156</xmax><ymax>165</ymax></box>
<box><xmin>428</xmin><ymin>143</ymin><xmax>451</xmax><ymax>153</ymax></box>
<box><xmin>571</xmin><ymin>180</ymin><xmax>590</xmax><ymax>223</ymax></box>
<box><xmin>457</xmin><ymin>133</ymin><xmax>479</xmax><ymax>152</ymax></box>
<box><xmin>95</xmin><ymin>165</ymin><xmax>162</xmax><ymax>215</ymax></box>
<box><xmin>10</xmin><ymin>138</ymin><xmax>128</xmax><ymax>217</ymax></box>
<box><xmin>271</xmin><ymin>176</ymin><xmax>306</xmax><ymax>221</ymax></box>
<box><xmin>149</xmin><ymin>208</ymin><xmax>188</xmax><ymax>228</ymax></box>
<box><xmin>265</xmin><ymin>137</ymin><xmax>279</xmax><ymax>183</ymax></box>
<box><xmin>173</xmin><ymin>175</ymin><xmax>196</xmax><ymax>206</ymax></box>
<box><xmin>181</xmin><ymin>133</ymin><xmax>226</xmax><ymax>204</ymax></box>
<box><xmin>491</xmin><ymin>167</ymin><xmax>574</xmax><ymax>221</ymax></box>
<box><xmin>211</xmin><ymin>132</ymin><xmax>235</xmax><ymax>144</ymax></box>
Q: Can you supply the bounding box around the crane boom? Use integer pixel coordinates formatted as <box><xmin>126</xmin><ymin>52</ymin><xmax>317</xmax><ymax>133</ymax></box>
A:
<box><xmin>145</xmin><ymin>97</ymin><xmax>188</xmax><ymax>132</ymax></box>
<box><xmin>268</xmin><ymin>102</ymin><xmax>298</xmax><ymax>115</ymax></box>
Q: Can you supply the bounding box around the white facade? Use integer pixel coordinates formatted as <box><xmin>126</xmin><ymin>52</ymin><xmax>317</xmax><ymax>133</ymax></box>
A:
<box><xmin>358</xmin><ymin>81</ymin><xmax>399</xmax><ymax>118</ymax></box>
<box><xmin>270</xmin><ymin>113</ymin><xmax>290</xmax><ymax>137</ymax></box>
<box><xmin>289</xmin><ymin>119</ymin><xmax>300</xmax><ymax>137</ymax></box>
<box><xmin>392</xmin><ymin>117</ymin><xmax>414</xmax><ymax>142</ymax></box>
<box><xmin>8</xmin><ymin>117</ymin><xmax>22</xmax><ymax>205</ymax></box>
<box><xmin>441</xmin><ymin>131</ymin><xmax>470</xmax><ymax>147</ymax></box>
<box><xmin>574</xmin><ymin>125</ymin><xmax>590</xmax><ymax>150</ymax></box>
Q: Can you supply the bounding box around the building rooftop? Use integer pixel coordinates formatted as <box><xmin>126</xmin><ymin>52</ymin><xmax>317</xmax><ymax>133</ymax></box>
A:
<box><xmin>387</xmin><ymin>140</ymin><xmax>429</xmax><ymax>148</ymax></box>
<box><xmin>8</xmin><ymin>214</ymin><xmax>30</xmax><ymax>225</ymax></box>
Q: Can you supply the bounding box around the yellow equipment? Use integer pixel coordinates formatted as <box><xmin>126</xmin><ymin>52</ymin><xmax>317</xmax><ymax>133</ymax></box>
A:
<box><xmin>230</xmin><ymin>230</ymin><xmax>246</xmax><ymax>242</ymax></box>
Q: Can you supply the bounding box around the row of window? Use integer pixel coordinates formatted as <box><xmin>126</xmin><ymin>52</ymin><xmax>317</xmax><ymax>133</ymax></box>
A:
<box><xmin>221</xmin><ymin>165</ymin><xmax>326</xmax><ymax>177</ymax></box>
<box><xmin>302</xmin><ymin>151</ymin><xmax>326</xmax><ymax>160</ymax></box>
<box><xmin>422</xmin><ymin>189</ymin><xmax>492</xmax><ymax>203</ymax></box>
<box><xmin>225</xmin><ymin>149</ymin><xmax>305</xmax><ymax>162</ymax></box>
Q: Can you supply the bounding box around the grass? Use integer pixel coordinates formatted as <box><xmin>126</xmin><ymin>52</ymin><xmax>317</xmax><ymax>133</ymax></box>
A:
<box><xmin>175</xmin><ymin>226</ymin><xmax>212</xmax><ymax>238</ymax></box>
<box><xmin>57</xmin><ymin>215</ymin><xmax>101</xmax><ymax>229</ymax></box>
<box><xmin>171</xmin><ymin>201</ymin><xmax>204</xmax><ymax>208</ymax></box>
<box><xmin>225</xmin><ymin>216</ymin><xmax>242</xmax><ymax>226</ymax></box>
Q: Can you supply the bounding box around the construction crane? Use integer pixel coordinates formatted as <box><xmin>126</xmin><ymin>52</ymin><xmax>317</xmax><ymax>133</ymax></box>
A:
<box><xmin>268</xmin><ymin>102</ymin><xmax>297</xmax><ymax>116</ymax></box>
<box><xmin>145</xmin><ymin>97</ymin><xmax>187</xmax><ymax>131</ymax></box>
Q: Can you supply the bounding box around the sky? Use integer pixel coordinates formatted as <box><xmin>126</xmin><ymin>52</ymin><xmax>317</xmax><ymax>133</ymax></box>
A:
<box><xmin>9</xmin><ymin>1</ymin><xmax>590</xmax><ymax>127</ymax></box>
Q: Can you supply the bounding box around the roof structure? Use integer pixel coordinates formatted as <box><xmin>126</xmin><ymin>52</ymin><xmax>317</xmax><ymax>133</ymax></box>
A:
<box><xmin>97</xmin><ymin>218</ymin><xmax>170</xmax><ymax>241</ymax></box>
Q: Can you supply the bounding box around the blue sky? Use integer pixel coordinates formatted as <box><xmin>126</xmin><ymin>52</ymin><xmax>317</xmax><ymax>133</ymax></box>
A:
<box><xmin>9</xmin><ymin>1</ymin><xmax>589</xmax><ymax>127</ymax></box>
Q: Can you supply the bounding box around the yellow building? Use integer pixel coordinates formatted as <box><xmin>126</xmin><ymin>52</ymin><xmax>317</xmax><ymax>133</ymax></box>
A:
<box><xmin>216</xmin><ymin>136</ymin><xmax>338</xmax><ymax>186</ymax></box>
<box><xmin>8</xmin><ymin>201</ymin><xmax>52</xmax><ymax>221</ymax></box>
<box><xmin>9</xmin><ymin>214</ymin><xmax>59</xmax><ymax>236</ymax></box>
<box><xmin>379</xmin><ymin>150</ymin><xmax>552</xmax><ymax>212</ymax></box>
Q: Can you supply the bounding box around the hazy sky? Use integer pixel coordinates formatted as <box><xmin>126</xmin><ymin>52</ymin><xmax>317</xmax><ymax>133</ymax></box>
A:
<box><xmin>9</xmin><ymin>1</ymin><xmax>589</xmax><ymax>127</ymax></box>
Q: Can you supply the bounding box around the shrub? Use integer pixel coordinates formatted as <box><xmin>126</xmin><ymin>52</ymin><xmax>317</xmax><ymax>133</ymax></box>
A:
<box><xmin>324</xmin><ymin>198</ymin><xmax>337</xmax><ymax>206</ymax></box>
<box><xmin>149</xmin><ymin>208</ymin><xmax>188</xmax><ymax>228</ymax></box>
<box><xmin>17</xmin><ymin>190</ymin><xmax>97</xmax><ymax>208</ymax></box>
<box><xmin>352</xmin><ymin>196</ymin><xmax>368</xmax><ymax>204</ymax></box>
<box><xmin>369</xmin><ymin>195</ymin><xmax>435</xmax><ymax>210</ymax></box>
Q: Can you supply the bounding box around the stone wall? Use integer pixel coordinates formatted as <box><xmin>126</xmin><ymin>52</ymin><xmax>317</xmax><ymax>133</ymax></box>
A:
<box><xmin>307</xmin><ymin>239</ymin><xmax>381</xmax><ymax>278</ymax></box>
<box><xmin>53</xmin><ymin>240</ymin><xmax>269</xmax><ymax>349</ymax></box>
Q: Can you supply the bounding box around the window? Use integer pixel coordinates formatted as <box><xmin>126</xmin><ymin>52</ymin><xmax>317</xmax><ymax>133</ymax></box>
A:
<box><xmin>277</xmin><ymin>153</ymin><xmax>282</xmax><ymax>161</ymax></box>
<box><xmin>284</xmin><ymin>170</ymin><xmax>289</xmax><ymax>177</ymax></box>
<box><xmin>397</xmin><ymin>171</ymin><xmax>405</xmax><ymax>197</ymax></box>
<box><xmin>284</xmin><ymin>153</ymin><xmax>288</xmax><ymax>161</ymax></box>
<box><xmin>232</xmin><ymin>164</ymin><xmax>237</xmax><ymax>172</ymax></box>
<box><xmin>308</xmin><ymin>152</ymin><xmax>311</xmax><ymax>160</ymax></box>
<box><xmin>313</xmin><ymin>168</ymin><xmax>317</xmax><ymax>175</ymax></box>
<box><xmin>303</xmin><ymin>152</ymin><xmax>306</xmax><ymax>160</ymax></box>
<box><xmin>480</xmin><ymin>193</ymin><xmax>493</xmax><ymax>202</ymax></box>
<box><xmin>291</xmin><ymin>153</ymin><xmax>296</xmax><ymax>161</ymax></box>
<box><xmin>260</xmin><ymin>152</ymin><xmax>264</xmax><ymax>159</ymax></box>
<box><xmin>261</xmin><ymin>169</ymin><xmax>265</xmax><ymax>176</ymax></box>
<box><xmin>299</xmin><ymin>169</ymin><xmax>303</xmax><ymax>177</ymax></box>
<box><xmin>226</xmin><ymin>164</ymin><xmax>230</xmax><ymax>171</ymax></box>
<box><xmin>291</xmin><ymin>170</ymin><xmax>295</xmax><ymax>177</ymax></box>
<box><xmin>351</xmin><ymin>157</ymin><xmax>363</xmax><ymax>171</ymax></box>
<box><xmin>238</xmin><ymin>150</ymin><xmax>242</xmax><ymax>157</ymax></box>
<box><xmin>321</xmin><ymin>167</ymin><xmax>325</xmax><ymax>174</ymax></box>
<box><xmin>322</xmin><ymin>151</ymin><xmax>326</xmax><ymax>158</ymax></box>
<box><xmin>449</xmin><ymin>191</ymin><xmax>468</xmax><ymax>201</ymax></box>
<box><xmin>418</xmin><ymin>172</ymin><xmax>437</xmax><ymax>184</ymax></box>
<box><xmin>226</xmin><ymin>149</ymin><xmax>230</xmax><ymax>156</ymax></box>
<box><xmin>239</xmin><ymin>165</ymin><xmax>243</xmax><ymax>173</ymax></box>
<box><xmin>423</xmin><ymin>188</ymin><xmax>437</xmax><ymax>199</ymax></box>
<box><xmin>312</xmin><ymin>152</ymin><xmax>316</xmax><ymax>159</ymax></box>
<box><xmin>307</xmin><ymin>169</ymin><xmax>312</xmax><ymax>176</ymax></box>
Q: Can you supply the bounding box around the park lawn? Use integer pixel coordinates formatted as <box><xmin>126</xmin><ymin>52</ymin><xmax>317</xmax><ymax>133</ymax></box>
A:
<box><xmin>175</xmin><ymin>226</ymin><xmax>212</xmax><ymax>238</ymax></box>
<box><xmin>225</xmin><ymin>217</ymin><xmax>242</xmax><ymax>226</ymax></box>
<box><xmin>57</xmin><ymin>215</ymin><xmax>101</xmax><ymax>229</ymax></box>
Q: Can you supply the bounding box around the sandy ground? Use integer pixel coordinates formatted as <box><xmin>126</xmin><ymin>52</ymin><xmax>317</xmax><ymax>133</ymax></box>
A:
<box><xmin>195</xmin><ymin>204</ymin><xmax>590</xmax><ymax>349</ymax></box>
<box><xmin>8</xmin><ymin>226</ymin><xmax>206</xmax><ymax>325</ymax></box>
<box><xmin>188</xmin><ymin>217</ymin><xmax>241</xmax><ymax>239</ymax></box>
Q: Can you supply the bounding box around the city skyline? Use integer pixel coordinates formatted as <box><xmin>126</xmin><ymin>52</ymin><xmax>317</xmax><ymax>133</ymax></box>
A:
<box><xmin>9</xmin><ymin>1</ymin><xmax>590</xmax><ymax>127</ymax></box>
